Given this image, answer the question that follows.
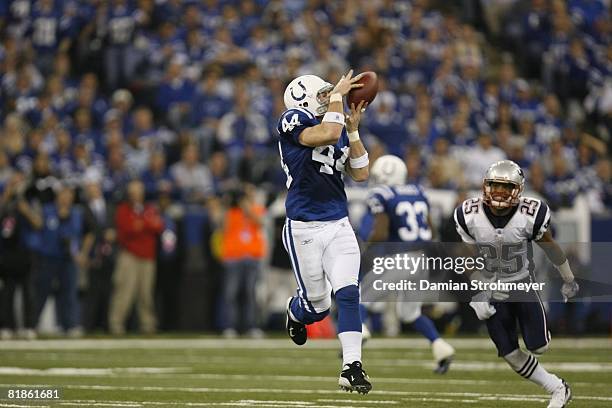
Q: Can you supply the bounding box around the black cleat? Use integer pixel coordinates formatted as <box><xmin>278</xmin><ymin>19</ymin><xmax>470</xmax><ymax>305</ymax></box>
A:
<box><xmin>286</xmin><ymin>297</ymin><xmax>307</xmax><ymax>346</ymax></box>
<box><xmin>338</xmin><ymin>361</ymin><xmax>372</xmax><ymax>395</ymax></box>
<box><xmin>433</xmin><ymin>357</ymin><xmax>452</xmax><ymax>375</ymax></box>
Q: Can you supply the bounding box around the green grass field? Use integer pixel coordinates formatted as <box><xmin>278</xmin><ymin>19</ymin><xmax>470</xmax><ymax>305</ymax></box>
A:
<box><xmin>0</xmin><ymin>337</ymin><xmax>610</xmax><ymax>407</ymax></box>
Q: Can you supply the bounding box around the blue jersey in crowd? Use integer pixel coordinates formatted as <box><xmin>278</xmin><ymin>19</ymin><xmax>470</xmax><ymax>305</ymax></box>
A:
<box><xmin>362</xmin><ymin>184</ymin><xmax>432</xmax><ymax>243</ymax></box>
<box><xmin>276</xmin><ymin>108</ymin><xmax>350</xmax><ymax>222</ymax></box>
<box><xmin>38</xmin><ymin>204</ymin><xmax>84</xmax><ymax>259</ymax></box>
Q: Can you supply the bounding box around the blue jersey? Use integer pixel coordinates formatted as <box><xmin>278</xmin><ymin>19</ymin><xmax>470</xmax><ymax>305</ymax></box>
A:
<box><xmin>277</xmin><ymin>108</ymin><xmax>350</xmax><ymax>221</ymax></box>
<box><xmin>363</xmin><ymin>184</ymin><xmax>432</xmax><ymax>242</ymax></box>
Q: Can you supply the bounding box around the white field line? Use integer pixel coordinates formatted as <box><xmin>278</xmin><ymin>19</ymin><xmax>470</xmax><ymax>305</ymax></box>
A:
<box><xmin>1</xmin><ymin>369</ymin><xmax>612</xmax><ymax>388</ymax></box>
<box><xmin>0</xmin><ymin>404</ymin><xmax>50</xmax><ymax>408</ymax></box>
<box><xmin>1</xmin><ymin>383</ymin><xmax>611</xmax><ymax>402</ymax></box>
<box><xmin>3</xmin><ymin>399</ymin><xmax>529</xmax><ymax>408</ymax></box>
<box><xmin>316</xmin><ymin>399</ymin><xmax>398</xmax><ymax>405</ymax></box>
<box><xmin>92</xmin><ymin>371</ymin><xmax>612</xmax><ymax>388</ymax></box>
<box><xmin>58</xmin><ymin>403</ymin><xmax>141</xmax><ymax>407</ymax></box>
<box><xmin>50</xmin><ymin>353</ymin><xmax>607</xmax><ymax>373</ymax></box>
<box><xmin>0</xmin><ymin>338</ymin><xmax>610</xmax><ymax>350</ymax></box>
<box><xmin>57</xmin><ymin>401</ymin><xmax>383</xmax><ymax>408</ymax></box>
<box><xmin>0</xmin><ymin>367</ymin><xmax>186</xmax><ymax>376</ymax></box>
<box><xmin>401</xmin><ymin>397</ymin><xmax>479</xmax><ymax>404</ymax></box>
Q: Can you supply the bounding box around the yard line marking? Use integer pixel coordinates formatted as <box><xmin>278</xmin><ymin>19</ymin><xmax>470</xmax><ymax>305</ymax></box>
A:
<box><xmin>317</xmin><ymin>399</ymin><xmax>398</xmax><ymax>405</ymax></box>
<box><xmin>233</xmin><ymin>400</ymin><xmax>314</xmax><ymax>405</ymax></box>
<box><xmin>95</xmin><ymin>354</ymin><xmax>609</xmax><ymax>373</ymax></box>
<box><xmin>0</xmin><ymin>405</ymin><xmax>49</xmax><ymax>408</ymax></box>
<box><xmin>56</xmin><ymin>401</ymin><xmax>381</xmax><ymax>408</ymax></box>
<box><xmin>59</xmin><ymin>403</ymin><xmax>142</xmax><ymax>407</ymax></box>
<box><xmin>55</xmin><ymin>401</ymin><xmax>212</xmax><ymax>407</ymax></box>
<box><xmin>0</xmin><ymin>338</ymin><xmax>609</xmax><ymax>350</ymax></box>
<box><xmin>103</xmin><ymin>355</ymin><xmax>611</xmax><ymax>373</ymax></box>
<box><xmin>136</xmin><ymin>372</ymin><xmax>496</xmax><ymax>386</ymax></box>
<box><xmin>5</xmin><ymin>369</ymin><xmax>608</xmax><ymax>388</ymax></box>
<box><xmin>0</xmin><ymin>367</ymin><xmax>187</xmax><ymax>376</ymax></box>
<box><xmin>402</xmin><ymin>397</ymin><xmax>478</xmax><ymax>404</ymax></box>
<box><xmin>1</xmin><ymin>383</ymin><xmax>611</xmax><ymax>402</ymax></box>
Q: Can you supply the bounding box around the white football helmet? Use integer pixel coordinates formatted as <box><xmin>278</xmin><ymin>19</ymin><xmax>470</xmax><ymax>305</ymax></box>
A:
<box><xmin>482</xmin><ymin>160</ymin><xmax>525</xmax><ymax>209</ymax></box>
<box><xmin>370</xmin><ymin>155</ymin><xmax>407</xmax><ymax>186</ymax></box>
<box><xmin>283</xmin><ymin>75</ymin><xmax>334</xmax><ymax>116</ymax></box>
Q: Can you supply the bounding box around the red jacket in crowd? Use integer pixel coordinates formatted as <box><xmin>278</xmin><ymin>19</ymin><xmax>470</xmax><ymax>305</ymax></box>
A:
<box><xmin>115</xmin><ymin>202</ymin><xmax>164</xmax><ymax>260</ymax></box>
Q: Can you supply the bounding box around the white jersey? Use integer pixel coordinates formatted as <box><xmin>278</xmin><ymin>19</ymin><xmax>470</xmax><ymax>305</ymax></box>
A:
<box><xmin>454</xmin><ymin>196</ymin><xmax>551</xmax><ymax>282</ymax></box>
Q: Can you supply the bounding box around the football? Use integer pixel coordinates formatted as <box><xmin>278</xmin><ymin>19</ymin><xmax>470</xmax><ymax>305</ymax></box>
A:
<box><xmin>347</xmin><ymin>71</ymin><xmax>378</xmax><ymax>107</ymax></box>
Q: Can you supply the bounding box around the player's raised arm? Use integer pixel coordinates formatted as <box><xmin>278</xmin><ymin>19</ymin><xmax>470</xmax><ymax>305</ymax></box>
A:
<box><xmin>536</xmin><ymin>230</ymin><xmax>579</xmax><ymax>302</ymax></box>
<box><xmin>299</xmin><ymin>70</ymin><xmax>363</xmax><ymax>147</ymax></box>
<box><xmin>344</xmin><ymin>100</ymin><xmax>369</xmax><ymax>182</ymax></box>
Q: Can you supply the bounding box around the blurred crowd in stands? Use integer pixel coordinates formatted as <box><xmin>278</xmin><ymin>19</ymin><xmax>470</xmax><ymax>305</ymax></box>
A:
<box><xmin>0</xmin><ymin>0</ymin><xmax>610</xmax><ymax>337</ymax></box>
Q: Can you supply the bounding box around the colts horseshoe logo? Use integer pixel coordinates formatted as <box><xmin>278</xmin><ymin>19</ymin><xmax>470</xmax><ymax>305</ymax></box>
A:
<box><xmin>290</xmin><ymin>81</ymin><xmax>307</xmax><ymax>101</ymax></box>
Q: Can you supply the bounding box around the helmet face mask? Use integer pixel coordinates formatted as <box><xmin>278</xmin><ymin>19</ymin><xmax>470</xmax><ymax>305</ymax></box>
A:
<box><xmin>482</xmin><ymin>160</ymin><xmax>525</xmax><ymax>210</ymax></box>
<box><xmin>315</xmin><ymin>85</ymin><xmax>334</xmax><ymax>113</ymax></box>
<box><xmin>284</xmin><ymin>75</ymin><xmax>334</xmax><ymax>117</ymax></box>
<box><xmin>483</xmin><ymin>180</ymin><xmax>521</xmax><ymax>209</ymax></box>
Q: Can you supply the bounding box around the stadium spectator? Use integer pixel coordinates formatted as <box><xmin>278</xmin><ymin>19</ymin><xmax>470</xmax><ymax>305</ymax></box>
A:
<box><xmin>216</xmin><ymin>92</ymin><xmax>270</xmax><ymax>176</ymax></box>
<box><xmin>155</xmin><ymin>55</ymin><xmax>195</xmax><ymax>128</ymax></box>
<box><xmin>0</xmin><ymin>172</ymin><xmax>41</xmax><ymax>339</ymax></box>
<box><xmin>364</xmin><ymin>91</ymin><xmax>407</xmax><ymax>157</ymax></box>
<box><xmin>155</xmin><ymin>192</ymin><xmax>184</xmax><ymax>331</ymax></box>
<box><xmin>102</xmin><ymin>0</ymin><xmax>143</xmax><ymax>90</ymax></box>
<box><xmin>109</xmin><ymin>180</ymin><xmax>163</xmax><ymax>335</ymax></box>
<box><xmin>219</xmin><ymin>184</ymin><xmax>266</xmax><ymax>338</ymax></box>
<box><xmin>81</xmin><ymin>178</ymin><xmax>117</xmax><ymax>332</ymax></box>
<box><xmin>461</xmin><ymin>132</ymin><xmax>506</xmax><ymax>188</ymax></box>
<box><xmin>545</xmin><ymin>156</ymin><xmax>581</xmax><ymax>208</ymax></box>
<box><xmin>429</xmin><ymin>137</ymin><xmax>464</xmax><ymax>188</ymax></box>
<box><xmin>141</xmin><ymin>150</ymin><xmax>174</xmax><ymax>201</ymax></box>
<box><xmin>170</xmin><ymin>143</ymin><xmax>213</xmax><ymax>203</ymax></box>
<box><xmin>591</xmin><ymin>159</ymin><xmax>612</xmax><ymax>213</ymax></box>
<box><xmin>35</xmin><ymin>185</ymin><xmax>88</xmax><ymax>336</ymax></box>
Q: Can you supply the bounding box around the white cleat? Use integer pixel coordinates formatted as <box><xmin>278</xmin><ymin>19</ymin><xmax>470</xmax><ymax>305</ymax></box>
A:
<box><xmin>548</xmin><ymin>379</ymin><xmax>572</xmax><ymax>408</ymax></box>
<box><xmin>432</xmin><ymin>338</ymin><xmax>455</xmax><ymax>374</ymax></box>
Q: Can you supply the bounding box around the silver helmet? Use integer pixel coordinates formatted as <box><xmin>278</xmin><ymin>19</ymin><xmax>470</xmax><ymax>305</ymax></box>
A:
<box><xmin>482</xmin><ymin>160</ymin><xmax>524</xmax><ymax>209</ymax></box>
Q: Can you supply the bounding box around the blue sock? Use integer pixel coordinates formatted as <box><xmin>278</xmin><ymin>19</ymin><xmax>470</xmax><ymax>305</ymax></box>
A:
<box><xmin>412</xmin><ymin>315</ymin><xmax>440</xmax><ymax>343</ymax></box>
<box><xmin>359</xmin><ymin>304</ymin><xmax>368</xmax><ymax>324</ymax></box>
<box><xmin>290</xmin><ymin>297</ymin><xmax>328</xmax><ymax>324</ymax></box>
<box><xmin>335</xmin><ymin>286</ymin><xmax>361</xmax><ymax>333</ymax></box>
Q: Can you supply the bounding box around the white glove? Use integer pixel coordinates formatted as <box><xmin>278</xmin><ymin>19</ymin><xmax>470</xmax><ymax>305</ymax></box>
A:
<box><xmin>561</xmin><ymin>280</ymin><xmax>579</xmax><ymax>302</ymax></box>
<box><xmin>469</xmin><ymin>291</ymin><xmax>497</xmax><ymax>320</ymax></box>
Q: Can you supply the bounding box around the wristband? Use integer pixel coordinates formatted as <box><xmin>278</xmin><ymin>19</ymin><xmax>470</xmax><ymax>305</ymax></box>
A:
<box><xmin>329</xmin><ymin>93</ymin><xmax>343</xmax><ymax>103</ymax></box>
<box><xmin>349</xmin><ymin>152</ymin><xmax>369</xmax><ymax>169</ymax></box>
<box><xmin>322</xmin><ymin>111</ymin><xmax>345</xmax><ymax>125</ymax></box>
<box><xmin>556</xmin><ymin>259</ymin><xmax>574</xmax><ymax>283</ymax></box>
<box><xmin>348</xmin><ymin>130</ymin><xmax>360</xmax><ymax>142</ymax></box>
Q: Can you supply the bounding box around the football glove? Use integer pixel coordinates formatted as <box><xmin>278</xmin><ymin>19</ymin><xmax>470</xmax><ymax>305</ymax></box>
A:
<box><xmin>469</xmin><ymin>291</ymin><xmax>497</xmax><ymax>320</ymax></box>
<box><xmin>561</xmin><ymin>280</ymin><xmax>579</xmax><ymax>303</ymax></box>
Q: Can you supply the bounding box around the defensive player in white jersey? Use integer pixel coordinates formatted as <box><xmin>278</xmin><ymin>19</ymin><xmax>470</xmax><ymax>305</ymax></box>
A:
<box><xmin>360</xmin><ymin>155</ymin><xmax>456</xmax><ymax>374</ymax></box>
<box><xmin>277</xmin><ymin>71</ymin><xmax>372</xmax><ymax>393</ymax></box>
<box><xmin>454</xmin><ymin>160</ymin><xmax>579</xmax><ymax>408</ymax></box>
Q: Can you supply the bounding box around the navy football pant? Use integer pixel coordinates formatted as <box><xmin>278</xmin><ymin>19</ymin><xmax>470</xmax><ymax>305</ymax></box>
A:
<box><xmin>486</xmin><ymin>289</ymin><xmax>550</xmax><ymax>357</ymax></box>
